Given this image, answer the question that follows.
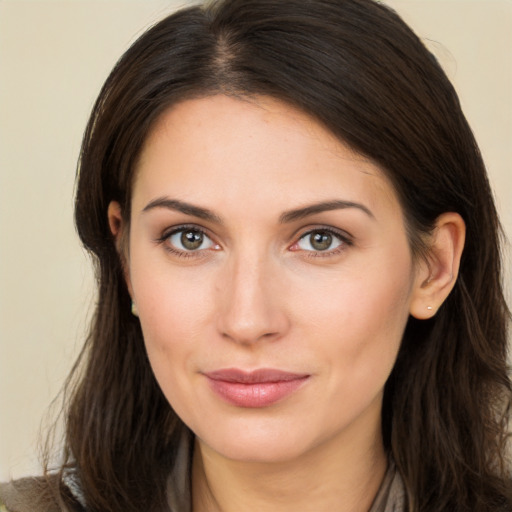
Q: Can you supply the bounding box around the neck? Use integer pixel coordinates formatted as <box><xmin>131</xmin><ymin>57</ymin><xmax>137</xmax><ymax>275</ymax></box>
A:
<box><xmin>191</xmin><ymin>413</ymin><xmax>387</xmax><ymax>512</ymax></box>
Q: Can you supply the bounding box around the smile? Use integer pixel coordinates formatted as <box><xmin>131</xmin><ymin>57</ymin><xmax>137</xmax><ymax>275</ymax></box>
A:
<box><xmin>204</xmin><ymin>368</ymin><xmax>310</xmax><ymax>408</ymax></box>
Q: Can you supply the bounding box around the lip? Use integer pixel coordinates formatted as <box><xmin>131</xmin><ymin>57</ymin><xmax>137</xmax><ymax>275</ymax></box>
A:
<box><xmin>204</xmin><ymin>368</ymin><xmax>310</xmax><ymax>408</ymax></box>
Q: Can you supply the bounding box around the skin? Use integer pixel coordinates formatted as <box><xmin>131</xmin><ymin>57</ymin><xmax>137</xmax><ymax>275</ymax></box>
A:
<box><xmin>108</xmin><ymin>94</ymin><xmax>465</xmax><ymax>512</ymax></box>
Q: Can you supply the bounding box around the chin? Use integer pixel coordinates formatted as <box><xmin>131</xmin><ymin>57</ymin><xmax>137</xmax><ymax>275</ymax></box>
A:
<box><xmin>194</xmin><ymin>417</ymin><xmax>323</xmax><ymax>464</ymax></box>
<box><xmin>212</xmin><ymin>438</ymin><xmax>307</xmax><ymax>464</ymax></box>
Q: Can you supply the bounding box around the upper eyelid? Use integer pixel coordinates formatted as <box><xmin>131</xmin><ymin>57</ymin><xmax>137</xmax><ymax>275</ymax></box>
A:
<box><xmin>294</xmin><ymin>225</ymin><xmax>353</xmax><ymax>242</ymax></box>
<box><xmin>158</xmin><ymin>224</ymin><xmax>212</xmax><ymax>240</ymax></box>
<box><xmin>154</xmin><ymin>223</ymin><xmax>353</xmax><ymax>250</ymax></box>
<box><xmin>292</xmin><ymin>228</ymin><xmax>353</xmax><ymax>258</ymax></box>
<box><xmin>156</xmin><ymin>225</ymin><xmax>218</xmax><ymax>257</ymax></box>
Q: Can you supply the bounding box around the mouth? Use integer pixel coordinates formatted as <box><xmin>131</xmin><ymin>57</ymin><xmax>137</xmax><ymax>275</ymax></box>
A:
<box><xmin>203</xmin><ymin>368</ymin><xmax>310</xmax><ymax>408</ymax></box>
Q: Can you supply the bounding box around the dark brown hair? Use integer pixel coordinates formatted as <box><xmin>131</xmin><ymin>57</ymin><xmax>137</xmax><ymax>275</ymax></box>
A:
<box><xmin>51</xmin><ymin>0</ymin><xmax>512</xmax><ymax>510</ymax></box>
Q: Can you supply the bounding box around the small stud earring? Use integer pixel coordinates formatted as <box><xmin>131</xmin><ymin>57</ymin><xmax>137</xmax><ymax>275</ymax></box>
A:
<box><xmin>427</xmin><ymin>306</ymin><xmax>433</xmax><ymax>311</ymax></box>
<box><xmin>131</xmin><ymin>301</ymin><xmax>139</xmax><ymax>317</ymax></box>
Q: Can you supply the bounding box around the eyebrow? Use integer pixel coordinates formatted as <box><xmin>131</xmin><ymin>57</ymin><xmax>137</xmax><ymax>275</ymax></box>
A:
<box><xmin>142</xmin><ymin>197</ymin><xmax>374</xmax><ymax>224</ymax></box>
<box><xmin>279</xmin><ymin>200</ymin><xmax>375</xmax><ymax>223</ymax></box>
<box><xmin>142</xmin><ymin>197</ymin><xmax>222</xmax><ymax>223</ymax></box>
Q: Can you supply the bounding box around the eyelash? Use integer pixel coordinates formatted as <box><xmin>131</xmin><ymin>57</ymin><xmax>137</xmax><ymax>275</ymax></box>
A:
<box><xmin>155</xmin><ymin>224</ymin><xmax>217</xmax><ymax>259</ymax></box>
<box><xmin>155</xmin><ymin>225</ymin><xmax>353</xmax><ymax>259</ymax></box>
<box><xmin>292</xmin><ymin>227</ymin><xmax>353</xmax><ymax>258</ymax></box>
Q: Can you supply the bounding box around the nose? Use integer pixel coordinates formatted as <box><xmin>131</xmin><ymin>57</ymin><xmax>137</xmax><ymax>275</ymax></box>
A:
<box><xmin>216</xmin><ymin>253</ymin><xmax>290</xmax><ymax>346</ymax></box>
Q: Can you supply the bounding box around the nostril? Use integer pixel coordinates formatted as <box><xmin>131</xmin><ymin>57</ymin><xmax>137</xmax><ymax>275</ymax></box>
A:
<box><xmin>220</xmin><ymin>326</ymin><xmax>279</xmax><ymax>345</ymax></box>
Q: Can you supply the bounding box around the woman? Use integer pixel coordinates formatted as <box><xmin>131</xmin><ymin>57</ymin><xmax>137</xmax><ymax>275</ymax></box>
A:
<box><xmin>1</xmin><ymin>0</ymin><xmax>510</xmax><ymax>511</ymax></box>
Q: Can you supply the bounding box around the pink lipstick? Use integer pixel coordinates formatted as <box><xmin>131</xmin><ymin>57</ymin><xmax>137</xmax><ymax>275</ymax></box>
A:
<box><xmin>204</xmin><ymin>368</ymin><xmax>309</xmax><ymax>408</ymax></box>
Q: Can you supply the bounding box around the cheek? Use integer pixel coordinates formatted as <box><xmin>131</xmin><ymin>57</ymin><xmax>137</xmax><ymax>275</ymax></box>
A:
<box><xmin>134</xmin><ymin>278</ymin><xmax>210</xmax><ymax>421</ymax></box>
<box><xmin>136</xmin><ymin>273</ymin><xmax>214</xmax><ymax>350</ymax></box>
<box><xmin>299</xmin><ymin>249</ymin><xmax>413</xmax><ymax>387</ymax></box>
<box><xmin>128</xmin><ymin>254</ymin><xmax>217</xmax><ymax>388</ymax></box>
<box><xmin>298</xmin><ymin>275</ymin><xmax>411</xmax><ymax>441</ymax></box>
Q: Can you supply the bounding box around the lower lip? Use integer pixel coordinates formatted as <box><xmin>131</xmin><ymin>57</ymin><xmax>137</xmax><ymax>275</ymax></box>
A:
<box><xmin>206</xmin><ymin>377</ymin><xmax>309</xmax><ymax>408</ymax></box>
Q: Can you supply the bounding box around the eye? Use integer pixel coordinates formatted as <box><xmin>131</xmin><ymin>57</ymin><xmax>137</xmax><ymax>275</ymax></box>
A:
<box><xmin>167</xmin><ymin>228</ymin><xmax>216</xmax><ymax>252</ymax></box>
<box><xmin>293</xmin><ymin>229</ymin><xmax>347</xmax><ymax>253</ymax></box>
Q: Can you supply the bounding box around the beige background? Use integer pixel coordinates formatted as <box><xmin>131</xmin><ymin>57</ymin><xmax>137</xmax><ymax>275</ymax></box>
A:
<box><xmin>0</xmin><ymin>0</ymin><xmax>510</xmax><ymax>480</ymax></box>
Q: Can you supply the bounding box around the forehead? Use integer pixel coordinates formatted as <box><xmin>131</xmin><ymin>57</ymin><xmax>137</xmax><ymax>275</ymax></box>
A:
<box><xmin>132</xmin><ymin>94</ymin><xmax>402</xmax><ymax>221</ymax></box>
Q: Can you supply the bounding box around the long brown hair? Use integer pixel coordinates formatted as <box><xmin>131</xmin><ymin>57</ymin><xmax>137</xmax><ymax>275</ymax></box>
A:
<box><xmin>50</xmin><ymin>0</ymin><xmax>511</xmax><ymax>510</ymax></box>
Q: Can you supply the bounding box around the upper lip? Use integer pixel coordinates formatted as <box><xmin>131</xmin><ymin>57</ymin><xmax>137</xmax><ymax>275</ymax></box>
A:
<box><xmin>204</xmin><ymin>368</ymin><xmax>309</xmax><ymax>383</ymax></box>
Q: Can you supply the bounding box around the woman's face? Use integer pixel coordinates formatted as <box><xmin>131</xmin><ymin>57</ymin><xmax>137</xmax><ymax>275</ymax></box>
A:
<box><xmin>124</xmin><ymin>95</ymin><xmax>422</xmax><ymax>463</ymax></box>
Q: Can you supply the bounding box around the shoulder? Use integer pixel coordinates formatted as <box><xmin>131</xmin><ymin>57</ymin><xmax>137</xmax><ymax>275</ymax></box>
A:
<box><xmin>0</xmin><ymin>477</ymin><xmax>48</xmax><ymax>512</ymax></box>
<box><xmin>0</xmin><ymin>476</ymin><xmax>60</xmax><ymax>512</ymax></box>
<box><xmin>0</xmin><ymin>475</ymin><xmax>83</xmax><ymax>512</ymax></box>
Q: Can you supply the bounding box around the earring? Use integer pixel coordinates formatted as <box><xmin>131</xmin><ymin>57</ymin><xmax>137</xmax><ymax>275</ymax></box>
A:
<box><xmin>427</xmin><ymin>306</ymin><xmax>433</xmax><ymax>311</ymax></box>
<box><xmin>131</xmin><ymin>300</ymin><xmax>139</xmax><ymax>317</ymax></box>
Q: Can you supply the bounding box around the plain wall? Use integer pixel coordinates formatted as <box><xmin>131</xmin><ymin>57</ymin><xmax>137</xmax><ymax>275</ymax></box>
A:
<box><xmin>0</xmin><ymin>0</ymin><xmax>511</xmax><ymax>480</ymax></box>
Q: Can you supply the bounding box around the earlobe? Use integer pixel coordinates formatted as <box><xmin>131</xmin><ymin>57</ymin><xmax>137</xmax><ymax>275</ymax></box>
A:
<box><xmin>409</xmin><ymin>212</ymin><xmax>466</xmax><ymax>320</ymax></box>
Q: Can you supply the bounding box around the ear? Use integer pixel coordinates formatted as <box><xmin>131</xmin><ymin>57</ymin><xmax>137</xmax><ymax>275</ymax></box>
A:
<box><xmin>107</xmin><ymin>201</ymin><xmax>133</xmax><ymax>296</ymax></box>
<box><xmin>108</xmin><ymin>201</ymin><xmax>123</xmax><ymax>243</ymax></box>
<box><xmin>409</xmin><ymin>212</ymin><xmax>466</xmax><ymax>320</ymax></box>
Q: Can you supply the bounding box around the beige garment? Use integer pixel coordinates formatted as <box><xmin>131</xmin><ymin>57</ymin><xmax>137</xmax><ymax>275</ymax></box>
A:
<box><xmin>368</xmin><ymin>461</ymin><xmax>405</xmax><ymax>512</ymax></box>
<box><xmin>0</xmin><ymin>430</ymin><xmax>405</xmax><ymax>511</ymax></box>
<box><xmin>165</xmin><ymin>429</ymin><xmax>406</xmax><ymax>512</ymax></box>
